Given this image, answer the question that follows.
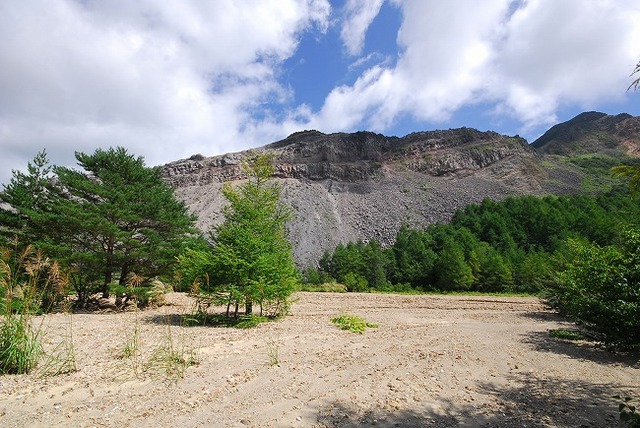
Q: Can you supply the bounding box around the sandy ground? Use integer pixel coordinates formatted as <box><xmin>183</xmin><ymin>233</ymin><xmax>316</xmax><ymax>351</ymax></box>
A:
<box><xmin>0</xmin><ymin>292</ymin><xmax>638</xmax><ymax>428</ymax></box>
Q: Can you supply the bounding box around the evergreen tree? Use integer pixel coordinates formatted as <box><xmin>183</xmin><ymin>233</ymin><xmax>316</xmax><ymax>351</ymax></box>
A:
<box><xmin>1</xmin><ymin>147</ymin><xmax>196</xmax><ymax>301</ymax></box>
<box><xmin>209</xmin><ymin>152</ymin><xmax>297</xmax><ymax>317</ymax></box>
<box><xmin>0</xmin><ymin>150</ymin><xmax>53</xmax><ymax>243</ymax></box>
<box><xmin>391</xmin><ymin>226</ymin><xmax>436</xmax><ymax>288</ymax></box>
<box><xmin>434</xmin><ymin>240</ymin><xmax>473</xmax><ymax>291</ymax></box>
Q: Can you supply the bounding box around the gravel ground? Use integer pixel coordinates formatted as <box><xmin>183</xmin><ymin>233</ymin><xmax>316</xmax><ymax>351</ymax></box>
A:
<box><xmin>0</xmin><ymin>292</ymin><xmax>638</xmax><ymax>427</ymax></box>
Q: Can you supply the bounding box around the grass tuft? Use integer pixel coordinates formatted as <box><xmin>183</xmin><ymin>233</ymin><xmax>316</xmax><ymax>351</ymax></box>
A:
<box><xmin>0</xmin><ymin>315</ymin><xmax>42</xmax><ymax>374</ymax></box>
<box><xmin>265</xmin><ymin>337</ymin><xmax>280</xmax><ymax>367</ymax></box>
<box><xmin>548</xmin><ymin>328</ymin><xmax>588</xmax><ymax>341</ymax></box>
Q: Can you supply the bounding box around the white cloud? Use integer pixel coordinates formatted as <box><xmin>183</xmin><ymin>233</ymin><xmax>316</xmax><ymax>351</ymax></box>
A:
<box><xmin>315</xmin><ymin>0</ymin><xmax>511</xmax><ymax>131</ymax></box>
<box><xmin>493</xmin><ymin>0</ymin><xmax>640</xmax><ymax>129</ymax></box>
<box><xmin>0</xmin><ymin>0</ymin><xmax>331</xmax><ymax>183</ymax></box>
<box><xmin>340</xmin><ymin>0</ymin><xmax>385</xmax><ymax>56</ymax></box>
<box><xmin>2</xmin><ymin>0</ymin><xmax>640</xmax><ymax>186</ymax></box>
<box><xmin>310</xmin><ymin>0</ymin><xmax>640</xmax><ymax>135</ymax></box>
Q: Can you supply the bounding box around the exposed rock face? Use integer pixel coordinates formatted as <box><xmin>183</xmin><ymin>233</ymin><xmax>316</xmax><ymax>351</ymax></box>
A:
<box><xmin>163</xmin><ymin>127</ymin><xmax>550</xmax><ymax>267</ymax></box>
<box><xmin>162</xmin><ymin>113</ymin><xmax>640</xmax><ymax>266</ymax></box>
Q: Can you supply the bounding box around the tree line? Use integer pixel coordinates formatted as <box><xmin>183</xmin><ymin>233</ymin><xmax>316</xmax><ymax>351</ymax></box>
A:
<box><xmin>306</xmin><ymin>185</ymin><xmax>640</xmax><ymax>347</ymax></box>
<box><xmin>309</xmin><ymin>188</ymin><xmax>640</xmax><ymax>294</ymax></box>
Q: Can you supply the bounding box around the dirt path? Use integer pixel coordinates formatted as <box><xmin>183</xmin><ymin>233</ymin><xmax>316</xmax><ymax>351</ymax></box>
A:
<box><xmin>0</xmin><ymin>292</ymin><xmax>638</xmax><ymax>427</ymax></box>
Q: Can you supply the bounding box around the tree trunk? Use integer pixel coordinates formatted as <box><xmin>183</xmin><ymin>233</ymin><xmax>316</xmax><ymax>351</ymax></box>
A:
<box><xmin>226</xmin><ymin>292</ymin><xmax>233</xmax><ymax>317</ymax></box>
<box><xmin>102</xmin><ymin>270</ymin><xmax>112</xmax><ymax>298</ymax></box>
<box><xmin>119</xmin><ymin>262</ymin><xmax>130</xmax><ymax>286</ymax></box>
<box><xmin>245</xmin><ymin>300</ymin><xmax>253</xmax><ymax>315</ymax></box>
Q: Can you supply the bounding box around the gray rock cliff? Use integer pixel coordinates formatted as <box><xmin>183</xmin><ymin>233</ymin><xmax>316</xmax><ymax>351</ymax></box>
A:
<box><xmin>163</xmin><ymin>127</ymin><xmax>550</xmax><ymax>267</ymax></box>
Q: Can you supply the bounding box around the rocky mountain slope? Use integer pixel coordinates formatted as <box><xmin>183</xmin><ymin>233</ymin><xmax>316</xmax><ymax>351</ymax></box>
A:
<box><xmin>163</xmin><ymin>112</ymin><xmax>640</xmax><ymax>267</ymax></box>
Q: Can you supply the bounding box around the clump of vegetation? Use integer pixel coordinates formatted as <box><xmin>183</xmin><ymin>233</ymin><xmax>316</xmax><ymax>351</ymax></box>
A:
<box><xmin>297</xmin><ymin>282</ymin><xmax>347</xmax><ymax>293</ymax></box>
<box><xmin>265</xmin><ymin>337</ymin><xmax>280</xmax><ymax>367</ymax></box>
<box><xmin>0</xmin><ymin>241</ymin><xmax>68</xmax><ymax>374</ymax></box>
<box><xmin>146</xmin><ymin>320</ymin><xmax>198</xmax><ymax>383</ymax></box>
<box><xmin>550</xmin><ymin>229</ymin><xmax>640</xmax><ymax>349</ymax></box>
<box><xmin>548</xmin><ymin>328</ymin><xmax>587</xmax><ymax>341</ymax></box>
<box><xmin>35</xmin><ymin>313</ymin><xmax>77</xmax><ymax>378</ymax></box>
<box><xmin>115</xmin><ymin>278</ymin><xmax>197</xmax><ymax>383</ymax></box>
<box><xmin>331</xmin><ymin>313</ymin><xmax>378</xmax><ymax>334</ymax></box>
<box><xmin>177</xmin><ymin>152</ymin><xmax>298</xmax><ymax>325</ymax></box>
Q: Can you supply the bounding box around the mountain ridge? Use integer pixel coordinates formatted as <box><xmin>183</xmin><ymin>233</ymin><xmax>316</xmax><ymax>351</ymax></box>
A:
<box><xmin>163</xmin><ymin>112</ymin><xmax>640</xmax><ymax>266</ymax></box>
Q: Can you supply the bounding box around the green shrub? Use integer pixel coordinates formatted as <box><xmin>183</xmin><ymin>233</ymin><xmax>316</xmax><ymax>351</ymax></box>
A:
<box><xmin>0</xmin><ymin>242</ymin><xmax>66</xmax><ymax>374</ymax></box>
<box><xmin>342</xmin><ymin>272</ymin><xmax>369</xmax><ymax>292</ymax></box>
<box><xmin>551</xmin><ymin>229</ymin><xmax>640</xmax><ymax>348</ymax></box>
<box><xmin>300</xmin><ymin>267</ymin><xmax>334</xmax><ymax>285</ymax></box>
<box><xmin>0</xmin><ymin>314</ymin><xmax>42</xmax><ymax>374</ymax></box>
<box><xmin>331</xmin><ymin>313</ymin><xmax>378</xmax><ymax>334</ymax></box>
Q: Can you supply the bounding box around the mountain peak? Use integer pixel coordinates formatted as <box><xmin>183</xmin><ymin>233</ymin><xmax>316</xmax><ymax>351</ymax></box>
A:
<box><xmin>531</xmin><ymin>111</ymin><xmax>638</xmax><ymax>156</ymax></box>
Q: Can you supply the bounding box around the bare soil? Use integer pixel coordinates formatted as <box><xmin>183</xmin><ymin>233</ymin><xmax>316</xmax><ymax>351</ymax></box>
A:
<box><xmin>0</xmin><ymin>292</ymin><xmax>638</xmax><ymax>427</ymax></box>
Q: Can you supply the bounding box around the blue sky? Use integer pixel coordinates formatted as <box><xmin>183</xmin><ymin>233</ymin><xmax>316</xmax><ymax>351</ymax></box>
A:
<box><xmin>1</xmin><ymin>0</ymin><xmax>640</xmax><ymax>184</ymax></box>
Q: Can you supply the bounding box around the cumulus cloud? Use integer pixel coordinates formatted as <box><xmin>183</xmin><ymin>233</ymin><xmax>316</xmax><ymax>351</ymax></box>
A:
<box><xmin>312</xmin><ymin>0</ymin><xmax>640</xmax><ymax>134</ymax></box>
<box><xmin>0</xmin><ymin>0</ymin><xmax>331</xmax><ymax>183</ymax></box>
<box><xmin>340</xmin><ymin>0</ymin><xmax>385</xmax><ymax>56</ymax></box>
<box><xmin>1</xmin><ymin>0</ymin><xmax>640</xmax><ymax>186</ymax></box>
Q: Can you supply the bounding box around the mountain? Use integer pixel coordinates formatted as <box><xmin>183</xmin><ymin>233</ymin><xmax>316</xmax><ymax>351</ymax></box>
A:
<box><xmin>162</xmin><ymin>113</ymin><xmax>640</xmax><ymax>267</ymax></box>
<box><xmin>532</xmin><ymin>111</ymin><xmax>640</xmax><ymax>157</ymax></box>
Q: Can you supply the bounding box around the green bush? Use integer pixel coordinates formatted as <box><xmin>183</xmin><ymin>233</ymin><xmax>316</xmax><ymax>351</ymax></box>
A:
<box><xmin>342</xmin><ymin>272</ymin><xmax>369</xmax><ymax>292</ymax></box>
<box><xmin>551</xmin><ymin>229</ymin><xmax>640</xmax><ymax>348</ymax></box>
<box><xmin>331</xmin><ymin>313</ymin><xmax>378</xmax><ymax>334</ymax></box>
<box><xmin>0</xmin><ymin>314</ymin><xmax>42</xmax><ymax>374</ymax></box>
<box><xmin>0</xmin><ymin>242</ymin><xmax>65</xmax><ymax>374</ymax></box>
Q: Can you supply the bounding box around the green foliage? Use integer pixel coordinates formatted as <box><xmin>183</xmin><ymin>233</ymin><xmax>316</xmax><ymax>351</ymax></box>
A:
<box><xmin>612</xmin><ymin>164</ymin><xmax>640</xmax><ymax>194</ymax></box>
<box><xmin>235</xmin><ymin>315</ymin><xmax>270</xmax><ymax>329</ymax></box>
<box><xmin>548</xmin><ymin>328</ymin><xmax>587</xmax><ymax>341</ymax></box>
<box><xmin>299</xmin><ymin>266</ymin><xmax>335</xmax><ymax>286</ymax></box>
<box><xmin>189</xmin><ymin>152</ymin><xmax>298</xmax><ymax>318</ymax></box>
<box><xmin>342</xmin><ymin>272</ymin><xmax>368</xmax><ymax>292</ymax></box>
<box><xmin>391</xmin><ymin>226</ymin><xmax>436</xmax><ymax>287</ymax></box>
<box><xmin>0</xmin><ymin>315</ymin><xmax>42</xmax><ymax>374</ymax></box>
<box><xmin>434</xmin><ymin>239</ymin><xmax>473</xmax><ymax>291</ymax></box>
<box><xmin>331</xmin><ymin>313</ymin><xmax>378</xmax><ymax>334</ymax></box>
<box><xmin>0</xmin><ymin>242</ymin><xmax>66</xmax><ymax>374</ymax></box>
<box><xmin>318</xmin><ymin>186</ymin><xmax>640</xmax><ymax>295</ymax></box>
<box><xmin>551</xmin><ymin>229</ymin><xmax>640</xmax><ymax>348</ymax></box>
<box><xmin>0</xmin><ymin>151</ymin><xmax>52</xmax><ymax>243</ymax></box>
<box><xmin>319</xmin><ymin>240</ymin><xmax>394</xmax><ymax>292</ymax></box>
<box><xmin>1</xmin><ymin>148</ymin><xmax>195</xmax><ymax>303</ymax></box>
<box><xmin>174</xmin><ymin>238</ymin><xmax>216</xmax><ymax>292</ymax></box>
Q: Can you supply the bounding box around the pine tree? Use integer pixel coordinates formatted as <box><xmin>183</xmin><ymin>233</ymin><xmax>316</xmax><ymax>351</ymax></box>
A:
<box><xmin>209</xmin><ymin>152</ymin><xmax>297</xmax><ymax>317</ymax></box>
<box><xmin>2</xmin><ymin>147</ymin><xmax>196</xmax><ymax>301</ymax></box>
<box><xmin>0</xmin><ymin>150</ymin><xmax>53</xmax><ymax>243</ymax></box>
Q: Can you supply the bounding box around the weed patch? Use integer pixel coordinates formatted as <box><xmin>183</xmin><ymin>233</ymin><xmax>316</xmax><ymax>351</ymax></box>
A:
<box><xmin>331</xmin><ymin>313</ymin><xmax>378</xmax><ymax>334</ymax></box>
<box><xmin>548</xmin><ymin>328</ymin><xmax>588</xmax><ymax>341</ymax></box>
